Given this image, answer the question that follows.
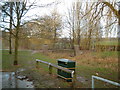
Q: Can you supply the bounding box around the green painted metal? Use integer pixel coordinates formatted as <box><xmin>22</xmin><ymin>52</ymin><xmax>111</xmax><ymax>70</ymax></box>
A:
<box><xmin>57</xmin><ymin>59</ymin><xmax>76</xmax><ymax>82</ymax></box>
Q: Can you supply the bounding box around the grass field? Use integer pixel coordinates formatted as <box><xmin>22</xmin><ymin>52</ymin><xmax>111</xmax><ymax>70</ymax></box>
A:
<box><xmin>95</xmin><ymin>40</ymin><xmax>120</xmax><ymax>45</ymax></box>
<box><xmin>2</xmin><ymin>50</ymin><xmax>71</xmax><ymax>88</ymax></box>
<box><xmin>46</xmin><ymin>50</ymin><xmax>119</xmax><ymax>88</ymax></box>
<box><xmin>2</xmin><ymin>50</ymin><xmax>119</xmax><ymax>88</ymax></box>
<box><xmin>2</xmin><ymin>50</ymin><xmax>34</xmax><ymax>71</ymax></box>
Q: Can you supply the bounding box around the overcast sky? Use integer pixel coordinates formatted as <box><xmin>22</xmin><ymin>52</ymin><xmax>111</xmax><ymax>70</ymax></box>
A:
<box><xmin>1</xmin><ymin>0</ymin><xmax>119</xmax><ymax>38</ymax></box>
<box><xmin>23</xmin><ymin>0</ymin><xmax>75</xmax><ymax>38</ymax></box>
<box><xmin>23</xmin><ymin>0</ymin><xmax>118</xmax><ymax>38</ymax></box>
<box><xmin>24</xmin><ymin>0</ymin><xmax>73</xmax><ymax>19</ymax></box>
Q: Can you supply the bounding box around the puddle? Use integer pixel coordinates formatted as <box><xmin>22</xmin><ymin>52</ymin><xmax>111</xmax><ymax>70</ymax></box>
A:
<box><xmin>1</xmin><ymin>72</ymin><xmax>34</xmax><ymax>88</ymax></box>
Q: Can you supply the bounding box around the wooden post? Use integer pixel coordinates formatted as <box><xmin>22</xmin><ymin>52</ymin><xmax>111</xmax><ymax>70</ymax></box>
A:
<box><xmin>113</xmin><ymin>46</ymin><xmax>115</xmax><ymax>51</ymax></box>
<box><xmin>105</xmin><ymin>45</ymin><xmax>107</xmax><ymax>51</ymax></box>
<box><xmin>49</xmin><ymin>65</ymin><xmax>52</xmax><ymax>74</ymax></box>
<box><xmin>115</xmin><ymin>45</ymin><xmax>117</xmax><ymax>51</ymax></box>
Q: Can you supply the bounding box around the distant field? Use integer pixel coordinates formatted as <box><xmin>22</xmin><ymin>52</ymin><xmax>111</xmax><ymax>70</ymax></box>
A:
<box><xmin>95</xmin><ymin>40</ymin><xmax>120</xmax><ymax>45</ymax></box>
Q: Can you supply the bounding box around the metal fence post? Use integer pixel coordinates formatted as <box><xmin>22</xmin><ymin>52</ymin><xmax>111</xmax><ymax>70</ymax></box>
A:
<box><xmin>92</xmin><ymin>75</ymin><xmax>120</xmax><ymax>89</ymax></box>
<box><xmin>71</xmin><ymin>71</ymin><xmax>76</xmax><ymax>88</ymax></box>
<box><xmin>92</xmin><ymin>76</ymin><xmax>94</xmax><ymax>90</ymax></box>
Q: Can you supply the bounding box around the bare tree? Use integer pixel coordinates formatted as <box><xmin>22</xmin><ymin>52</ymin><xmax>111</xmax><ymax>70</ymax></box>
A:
<box><xmin>65</xmin><ymin>2</ymin><xmax>76</xmax><ymax>55</ymax></box>
<box><xmin>1</xmin><ymin>0</ymin><xmax>59</xmax><ymax>65</ymax></box>
<box><xmin>50</xmin><ymin>10</ymin><xmax>62</xmax><ymax>49</ymax></box>
<box><xmin>1</xmin><ymin>2</ymin><xmax>14</xmax><ymax>54</ymax></box>
<box><xmin>9</xmin><ymin>2</ymin><xmax>13</xmax><ymax>54</ymax></box>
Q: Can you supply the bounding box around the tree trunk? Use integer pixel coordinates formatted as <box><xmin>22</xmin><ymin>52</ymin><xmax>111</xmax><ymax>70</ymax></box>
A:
<box><xmin>14</xmin><ymin>30</ymin><xmax>19</xmax><ymax>65</ymax></box>
<box><xmin>118</xmin><ymin>2</ymin><xmax>120</xmax><ymax>25</ymax></box>
<box><xmin>69</xmin><ymin>35</ymin><xmax>73</xmax><ymax>49</ymax></box>
<box><xmin>9</xmin><ymin>2</ymin><xmax>13</xmax><ymax>54</ymax></box>
<box><xmin>118</xmin><ymin>5</ymin><xmax>120</xmax><ymax>55</ymax></box>
<box><xmin>9</xmin><ymin>31</ymin><xmax>12</xmax><ymax>54</ymax></box>
<box><xmin>76</xmin><ymin>1</ymin><xmax>81</xmax><ymax>49</ymax></box>
<box><xmin>72</xmin><ymin>4</ymin><xmax>76</xmax><ymax>56</ymax></box>
<box><xmin>88</xmin><ymin>29</ymin><xmax>92</xmax><ymax>50</ymax></box>
<box><xmin>72</xmin><ymin>23</ymin><xmax>76</xmax><ymax>56</ymax></box>
<box><xmin>72</xmin><ymin>38</ymin><xmax>76</xmax><ymax>56</ymax></box>
<box><xmin>14</xmin><ymin>2</ymin><xmax>20</xmax><ymax>65</ymax></box>
<box><xmin>77</xmin><ymin>28</ymin><xmax>81</xmax><ymax>49</ymax></box>
<box><xmin>53</xmin><ymin>27</ymin><xmax>57</xmax><ymax>49</ymax></box>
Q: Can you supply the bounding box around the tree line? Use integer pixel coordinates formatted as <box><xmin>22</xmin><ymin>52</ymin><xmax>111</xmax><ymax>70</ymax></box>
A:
<box><xmin>0</xmin><ymin>0</ymin><xmax>120</xmax><ymax>65</ymax></box>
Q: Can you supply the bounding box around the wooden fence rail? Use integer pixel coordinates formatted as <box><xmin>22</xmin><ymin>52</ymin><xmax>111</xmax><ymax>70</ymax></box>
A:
<box><xmin>36</xmin><ymin>59</ymin><xmax>76</xmax><ymax>87</ymax></box>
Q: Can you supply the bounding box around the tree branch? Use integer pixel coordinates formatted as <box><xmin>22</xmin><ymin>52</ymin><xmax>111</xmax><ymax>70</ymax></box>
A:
<box><xmin>102</xmin><ymin>1</ymin><xmax>119</xmax><ymax>18</ymax></box>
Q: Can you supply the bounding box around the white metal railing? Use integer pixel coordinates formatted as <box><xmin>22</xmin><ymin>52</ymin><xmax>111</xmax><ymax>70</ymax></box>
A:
<box><xmin>92</xmin><ymin>75</ymin><xmax>120</xmax><ymax>89</ymax></box>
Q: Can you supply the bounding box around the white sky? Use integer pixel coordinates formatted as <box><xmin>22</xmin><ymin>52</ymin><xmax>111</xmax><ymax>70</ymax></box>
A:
<box><xmin>1</xmin><ymin>0</ymin><xmax>119</xmax><ymax>38</ymax></box>
<box><xmin>24</xmin><ymin>0</ymin><xmax>73</xmax><ymax>18</ymax></box>
<box><xmin>23</xmin><ymin>0</ymin><xmax>119</xmax><ymax>38</ymax></box>
<box><xmin>23</xmin><ymin>0</ymin><xmax>75</xmax><ymax>38</ymax></box>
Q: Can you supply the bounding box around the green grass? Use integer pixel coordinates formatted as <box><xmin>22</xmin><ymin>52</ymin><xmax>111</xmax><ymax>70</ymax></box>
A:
<box><xmin>33</xmin><ymin>53</ymin><xmax>56</xmax><ymax>63</ymax></box>
<box><xmin>95</xmin><ymin>41</ymin><xmax>120</xmax><ymax>46</ymax></box>
<box><xmin>92</xmin><ymin>51</ymin><xmax>119</xmax><ymax>58</ymax></box>
<box><xmin>2</xmin><ymin>50</ymin><xmax>70</xmax><ymax>88</ymax></box>
<box><xmin>2</xmin><ymin>50</ymin><xmax>33</xmax><ymax>71</ymax></box>
<box><xmin>2</xmin><ymin>50</ymin><xmax>119</xmax><ymax>88</ymax></box>
<box><xmin>2</xmin><ymin>50</ymin><xmax>56</xmax><ymax>71</ymax></box>
<box><xmin>76</xmin><ymin>51</ymin><xmax>119</xmax><ymax>88</ymax></box>
<box><xmin>33</xmin><ymin>51</ymin><xmax>119</xmax><ymax>88</ymax></box>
